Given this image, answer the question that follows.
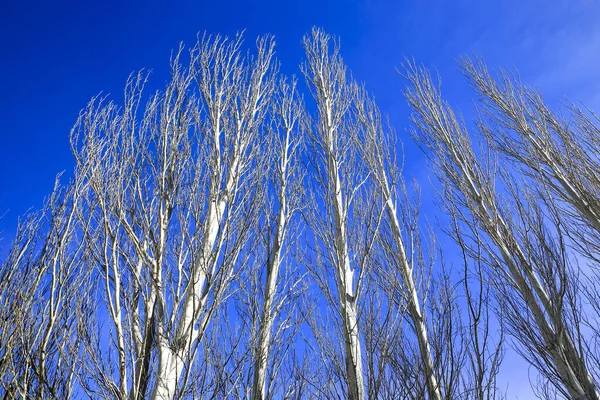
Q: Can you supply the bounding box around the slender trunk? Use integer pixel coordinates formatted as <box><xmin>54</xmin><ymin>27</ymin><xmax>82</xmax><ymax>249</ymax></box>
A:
<box><xmin>408</xmin><ymin>287</ymin><xmax>441</xmax><ymax>400</ymax></box>
<box><xmin>453</xmin><ymin>131</ymin><xmax>598</xmax><ymax>399</ymax></box>
<box><xmin>251</xmin><ymin>258</ymin><xmax>280</xmax><ymax>400</ymax></box>
<box><xmin>500</xmin><ymin>246</ymin><xmax>589</xmax><ymax>399</ymax></box>
<box><xmin>341</xmin><ymin>293</ymin><xmax>365</xmax><ymax>400</ymax></box>
<box><xmin>478</xmin><ymin>195</ymin><xmax>597</xmax><ymax>399</ymax></box>
<box><xmin>252</xmin><ymin>199</ymin><xmax>286</xmax><ymax>400</ymax></box>
<box><xmin>130</xmin><ymin>300</ymin><xmax>156</xmax><ymax>400</ymax></box>
<box><xmin>329</xmin><ymin>156</ymin><xmax>365</xmax><ymax>400</ymax></box>
<box><xmin>37</xmin><ymin>265</ymin><xmax>58</xmax><ymax>400</ymax></box>
<box><xmin>385</xmin><ymin>199</ymin><xmax>442</xmax><ymax>400</ymax></box>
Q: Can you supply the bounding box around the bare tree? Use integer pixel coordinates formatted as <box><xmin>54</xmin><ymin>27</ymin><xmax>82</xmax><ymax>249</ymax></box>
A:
<box><xmin>460</xmin><ymin>57</ymin><xmax>600</xmax><ymax>256</ymax></box>
<box><xmin>0</xmin><ymin>173</ymin><xmax>93</xmax><ymax>399</ymax></box>
<box><xmin>301</xmin><ymin>28</ymin><xmax>381</xmax><ymax>400</ymax></box>
<box><xmin>356</xmin><ymin>87</ymin><xmax>445</xmax><ymax>400</ymax></box>
<box><xmin>403</xmin><ymin>61</ymin><xmax>599</xmax><ymax>399</ymax></box>
<box><xmin>7</xmin><ymin>28</ymin><xmax>600</xmax><ymax>400</ymax></box>
<box><xmin>250</xmin><ymin>76</ymin><xmax>307</xmax><ymax>400</ymax></box>
<box><xmin>460</xmin><ymin>62</ymin><xmax>600</xmax><ymax>388</ymax></box>
<box><xmin>71</xmin><ymin>33</ymin><xmax>276</xmax><ymax>399</ymax></box>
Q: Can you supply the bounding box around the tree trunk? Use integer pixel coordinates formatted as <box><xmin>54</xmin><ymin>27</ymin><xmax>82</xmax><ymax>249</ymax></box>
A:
<box><xmin>251</xmin><ymin>203</ymin><xmax>285</xmax><ymax>400</ymax></box>
<box><xmin>386</xmin><ymin>199</ymin><xmax>442</xmax><ymax>400</ymax></box>
<box><xmin>330</xmin><ymin>158</ymin><xmax>365</xmax><ymax>400</ymax></box>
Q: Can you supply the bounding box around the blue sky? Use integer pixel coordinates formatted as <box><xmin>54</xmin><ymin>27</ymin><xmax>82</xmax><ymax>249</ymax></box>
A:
<box><xmin>1</xmin><ymin>0</ymin><xmax>599</xmax><ymax>397</ymax></box>
<box><xmin>2</xmin><ymin>0</ymin><xmax>599</xmax><ymax>225</ymax></box>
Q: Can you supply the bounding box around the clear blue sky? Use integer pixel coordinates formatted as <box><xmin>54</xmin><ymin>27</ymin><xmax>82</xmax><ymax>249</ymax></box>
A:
<box><xmin>1</xmin><ymin>0</ymin><xmax>599</xmax><ymax>396</ymax></box>
<box><xmin>1</xmin><ymin>0</ymin><xmax>598</xmax><ymax>224</ymax></box>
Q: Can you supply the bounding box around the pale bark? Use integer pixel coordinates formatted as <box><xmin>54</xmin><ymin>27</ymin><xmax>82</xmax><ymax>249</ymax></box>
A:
<box><xmin>251</xmin><ymin>204</ymin><xmax>284</xmax><ymax>400</ymax></box>
<box><xmin>251</xmin><ymin>78</ymin><xmax>304</xmax><ymax>400</ymax></box>
<box><xmin>330</xmin><ymin>160</ymin><xmax>365</xmax><ymax>400</ymax></box>
<box><xmin>302</xmin><ymin>29</ymin><xmax>367</xmax><ymax>400</ymax></box>
<box><xmin>67</xmin><ymin>35</ymin><xmax>275</xmax><ymax>399</ymax></box>
<box><xmin>357</xmin><ymin>92</ymin><xmax>442</xmax><ymax>400</ymax></box>
<box><xmin>0</xmin><ymin>175</ymin><xmax>91</xmax><ymax>399</ymax></box>
<box><xmin>152</xmin><ymin>34</ymin><xmax>276</xmax><ymax>399</ymax></box>
<box><xmin>461</xmin><ymin>57</ymin><xmax>600</xmax><ymax>237</ymax></box>
<box><xmin>404</xmin><ymin>61</ymin><xmax>599</xmax><ymax>400</ymax></box>
<box><xmin>388</xmin><ymin>202</ymin><xmax>441</xmax><ymax>400</ymax></box>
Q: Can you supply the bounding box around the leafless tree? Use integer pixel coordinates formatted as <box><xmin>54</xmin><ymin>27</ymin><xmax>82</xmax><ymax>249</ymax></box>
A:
<box><xmin>403</xmin><ymin>60</ymin><xmax>599</xmax><ymax>399</ymax></box>
<box><xmin>356</xmin><ymin>86</ymin><xmax>445</xmax><ymax>399</ymax></box>
<box><xmin>301</xmin><ymin>28</ymin><xmax>381</xmax><ymax>400</ymax></box>
<box><xmin>249</xmin><ymin>76</ymin><xmax>307</xmax><ymax>400</ymax></box>
<box><xmin>460</xmin><ymin>61</ymin><xmax>600</xmax><ymax>393</ymax></box>
<box><xmin>460</xmin><ymin>58</ymin><xmax>600</xmax><ymax>259</ymax></box>
<box><xmin>0</xmin><ymin>173</ymin><xmax>93</xmax><ymax>399</ymax></box>
<box><xmin>7</xmin><ymin>28</ymin><xmax>600</xmax><ymax>400</ymax></box>
<box><xmin>70</xmin><ymin>33</ymin><xmax>276</xmax><ymax>399</ymax></box>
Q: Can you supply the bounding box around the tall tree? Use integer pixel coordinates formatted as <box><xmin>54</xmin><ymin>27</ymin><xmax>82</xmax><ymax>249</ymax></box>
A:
<box><xmin>251</xmin><ymin>77</ymin><xmax>307</xmax><ymax>400</ymax></box>
<box><xmin>403</xmin><ymin>60</ymin><xmax>599</xmax><ymax>399</ymax></box>
<box><xmin>356</xmin><ymin>88</ymin><xmax>443</xmax><ymax>400</ymax></box>
<box><xmin>301</xmin><ymin>28</ymin><xmax>382</xmax><ymax>400</ymax></box>
<box><xmin>71</xmin><ymin>34</ymin><xmax>276</xmax><ymax>399</ymax></box>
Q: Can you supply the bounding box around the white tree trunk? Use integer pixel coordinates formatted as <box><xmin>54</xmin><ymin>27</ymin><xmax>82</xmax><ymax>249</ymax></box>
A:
<box><xmin>153</xmin><ymin>341</ymin><xmax>183</xmax><ymax>400</ymax></box>
<box><xmin>252</xmin><ymin>187</ymin><xmax>286</xmax><ymax>399</ymax></box>
<box><xmin>330</xmin><ymin>158</ymin><xmax>365</xmax><ymax>400</ymax></box>
<box><xmin>341</xmin><ymin>292</ymin><xmax>365</xmax><ymax>400</ymax></box>
<box><xmin>152</xmin><ymin>198</ymin><xmax>225</xmax><ymax>400</ymax></box>
<box><xmin>385</xmin><ymin>198</ymin><xmax>442</xmax><ymax>400</ymax></box>
<box><xmin>251</xmin><ymin>249</ymin><xmax>281</xmax><ymax>400</ymax></box>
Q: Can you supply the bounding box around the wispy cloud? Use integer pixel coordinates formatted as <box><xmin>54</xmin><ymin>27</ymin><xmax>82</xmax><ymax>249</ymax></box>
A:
<box><xmin>466</xmin><ymin>0</ymin><xmax>600</xmax><ymax>105</ymax></box>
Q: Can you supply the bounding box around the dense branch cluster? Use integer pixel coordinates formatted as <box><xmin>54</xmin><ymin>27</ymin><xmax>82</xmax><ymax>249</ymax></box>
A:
<box><xmin>1</xmin><ymin>29</ymin><xmax>599</xmax><ymax>399</ymax></box>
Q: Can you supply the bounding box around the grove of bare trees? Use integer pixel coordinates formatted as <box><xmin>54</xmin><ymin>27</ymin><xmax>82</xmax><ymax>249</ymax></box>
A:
<box><xmin>1</xmin><ymin>28</ymin><xmax>599</xmax><ymax>399</ymax></box>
